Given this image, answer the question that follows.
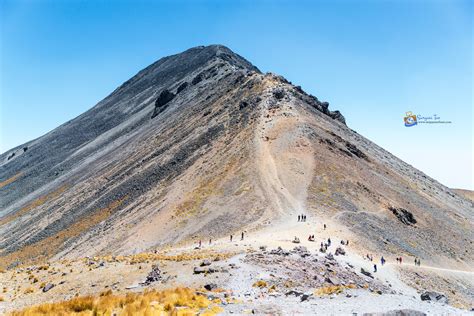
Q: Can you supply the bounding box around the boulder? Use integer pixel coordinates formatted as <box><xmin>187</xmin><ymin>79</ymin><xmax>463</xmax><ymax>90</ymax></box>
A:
<box><xmin>325</xmin><ymin>276</ymin><xmax>341</xmax><ymax>285</ymax></box>
<box><xmin>273</xmin><ymin>88</ymin><xmax>285</xmax><ymax>100</ymax></box>
<box><xmin>192</xmin><ymin>73</ymin><xmax>203</xmax><ymax>85</ymax></box>
<box><xmin>151</xmin><ymin>89</ymin><xmax>175</xmax><ymax>118</ymax></box>
<box><xmin>363</xmin><ymin>310</ymin><xmax>426</xmax><ymax>316</ymax></box>
<box><xmin>194</xmin><ymin>267</ymin><xmax>206</xmax><ymax>274</ymax></box>
<box><xmin>300</xmin><ymin>293</ymin><xmax>310</xmax><ymax>302</ymax></box>
<box><xmin>335</xmin><ymin>247</ymin><xmax>346</xmax><ymax>256</ymax></box>
<box><xmin>269</xmin><ymin>247</ymin><xmax>290</xmax><ymax>256</ymax></box>
<box><xmin>204</xmin><ymin>283</ymin><xmax>217</xmax><ymax>291</ymax></box>
<box><xmin>420</xmin><ymin>291</ymin><xmax>448</xmax><ymax>304</ymax></box>
<box><xmin>361</xmin><ymin>268</ymin><xmax>373</xmax><ymax>278</ymax></box>
<box><xmin>42</xmin><ymin>283</ymin><xmax>55</xmax><ymax>293</ymax></box>
<box><xmin>200</xmin><ymin>260</ymin><xmax>211</xmax><ymax>267</ymax></box>
<box><xmin>388</xmin><ymin>206</ymin><xmax>417</xmax><ymax>226</ymax></box>
<box><xmin>143</xmin><ymin>264</ymin><xmax>162</xmax><ymax>285</ymax></box>
<box><xmin>176</xmin><ymin>82</ymin><xmax>189</xmax><ymax>93</ymax></box>
<box><xmin>285</xmin><ymin>290</ymin><xmax>303</xmax><ymax>297</ymax></box>
<box><xmin>292</xmin><ymin>246</ymin><xmax>310</xmax><ymax>257</ymax></box>
<box><xmin>329</xmin><ymin>110</ymin><xmax>346</xmax><ymax>124</ymax></box>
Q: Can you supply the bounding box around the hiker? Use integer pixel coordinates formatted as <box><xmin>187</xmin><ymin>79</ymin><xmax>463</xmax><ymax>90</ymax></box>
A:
<box><xmin>199</xmin><ymin>240</ymin><xmax>202</xmax><ymax>248</ymax></box>
<box><xmin>241</xmin><ymin>231</ymin><xmax>245</xmax><ymax>241</ymax></box>
<box><xmin>323</xmin><ymin>224</ymin><xmax>327</xmax><ymax>230</ymax></box>
<box><xmin>374</xmin><ymin>264</ymin><xmax>377</xmax><ymax>273</ymax></box>
<box><xmin>308</xmin><ymin>235</ymin><xmax>312</xmax><ymax>241</ymax></box>
<box><xmin>298</xmin><ymin>215</ymin><xmax>301</xmax><ymax>222</ymax></box>
<box><xmin>320</xmin><ymin>242</ymin><xmax>324</xmax><ymax>248</ymax></box>
<box><xmin>209</xmin><ymin>238</ymin><xmax>212</xmax><ymax>245</ymax></box>
<box><xmin>346</xmin><ymin>240</ymin><xmax>349</xmax><ymax>246</ymax></box>
<box><xmin>304</xmin><ymin>215</ymin><xmax>307</xmax><ymax>222</ymax></box>
<box><xmin>327</xmin><ymin>238</ymin><xmax>331</xmax><ymax>246</ymax></box>
<box><xmin>381</xmin><ymin>256</ymin><xmax>385</xmax><ymax>266</ymax></box>
<box><xmin>418</xmin><ymin>258</ymin><xmax>421</xmax><ymax>266</ymax></box>
<box><xmin>230</xmin><ymin>235</ymin><xmax>233</xmax><ymax>242</ymax></box>
<box><xmin>396</xmin><ymin>257</ymin><xmax>399</xmax><ymax>264</ymax></box>
<box><xmin>400</xmin><ymin>257</ymin><xmax>402</xmax><ymax>264</ymax></box>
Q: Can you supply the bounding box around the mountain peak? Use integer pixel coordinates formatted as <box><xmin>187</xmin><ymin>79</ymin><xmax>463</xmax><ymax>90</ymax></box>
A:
<box><xmin>110</xmin><ymin>44</ymin><xmax>259</xmax><ymax>100</ymax></box>
<box><xmin>179</xmin><ymin>44</ymin><xmax>260</xmax><ymax>72</ymax></box>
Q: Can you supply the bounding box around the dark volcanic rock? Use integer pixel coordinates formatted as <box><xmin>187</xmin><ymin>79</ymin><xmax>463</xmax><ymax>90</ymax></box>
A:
<box><xmin>273</xmin><ymin>88</ymin><xmax>285</xmax><ymax>100</ymax></box>
<box><xmin>335</xmin><ymin>247</ymin><xmax>346</xmax><ymax>256</ymax></box>
<box><xmin>389</xmin><ymin>206</ymin><xmax>417</xmax><ymax>225</ymax></box>
<box><xmin>329</xmin><ymin>110</ymin><xmax>346</xmax><ymax>124</ymax></box>
<box><xmin>194</xmin><ymin>267</ymin><xmax>206</xmax><ymax>274</ymax></box>
<box><xmin>363</xmin><ymin>310</ymin><xmax>426</xmax><ymax>316</ymax></box>
<box><xmin>42</xmin><ymin>283</ymin><xmax>55</xmax><ymax>293</ymax></box>
<box><xmin>204</xmin><ymin>283</ymin><xmax>217</xmax><ymax>291</ymax></box>
<box><xmin>345</xmin><ymin>142</ymin><xmax>368</xmax><ymax>160</ymax></box>
<box><xmin>151</xmin><ymin>89</ymin><xmax>175</xmax><ymax>118</ymax></box>
<box><xmin>176</xmin><ymin>82</ymin><xmax>189</xmax><ymax>93</ymax></box>
<box><xmin>143</xmin><ymin>264</ymin><xmax>162</xmax><ymax>285</ymax></box>
<box><xmin>361</xmin><ymin>268</ymin><xmax>373</xmax><ymax>278</ymax></box>
<box><xmin>192</xmin><ymin>73</ymin><xmax>204</xmax><ymax>85</ymax></box>
<box><xmin>420</xmin><ymin>291</ymin><xmax>448</xmax><ymax>304</ymax></box>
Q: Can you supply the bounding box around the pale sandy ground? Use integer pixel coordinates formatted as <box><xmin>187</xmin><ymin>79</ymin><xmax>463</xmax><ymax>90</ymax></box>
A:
<box><xmin>1</xmin><ymin>214</ymin><xmax>472</xmax><ymax>315</ymax></box>
<box><xmin>206</xmin><ymin>215</ymin><xmax>473</xmax><ymax>315</ymax></box>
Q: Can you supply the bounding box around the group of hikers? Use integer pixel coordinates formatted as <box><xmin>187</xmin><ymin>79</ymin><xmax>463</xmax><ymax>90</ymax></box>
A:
<box><xmin>319</xmin><ymin>237</ymin><xmax>333</xmax><ymax>252</ymax></box>
<box><xmin>229</xmin><ymin>231</ymin><xmax>245</xmax><ymax>242</ymax></box>
<box><xmin>297</xmin><ymin>214</ymin><xmax>307</xmax><ymax>222</ymax></box>
<box><xmin>197</xmin><ymin>231</ymin><xmax>246</xmax><ymax>248</ymax></box>
<box><xmin>196</xmin><ymin>218</ymin><xmax>423</xmax><ymax>274</ymax></box>
<box><xmin>367</xmin><ymin>255</ymin><xmax>422</xmax><ymax>270</ymax></box>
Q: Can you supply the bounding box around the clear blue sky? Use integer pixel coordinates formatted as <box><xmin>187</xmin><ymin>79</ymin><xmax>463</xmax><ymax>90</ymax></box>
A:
<box><xmin>1</xmin><ymin>0</ymin><xmax>472</xmax><ymax>189</ymax></box>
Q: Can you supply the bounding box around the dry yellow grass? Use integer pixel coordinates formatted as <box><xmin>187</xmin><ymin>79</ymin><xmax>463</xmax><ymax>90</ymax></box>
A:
<box><xmin>314</xmin><ymin>284</ymin><xmax>356</xmax><ymax>296</ymax></box>
<box><xmin>0</xmin><ymin>172</ymin><xmax>23</xmax><ymax>189</ymax></box>
<box><xmin>9</xmin><ymin>287</ymin><xmax>223</xmax><ymax>316</ymax></box>
<box><xmin>94</xmin><ymin>249</ymin><xmax>236</xmax><ymax>265</ymax></box>
<box><xmin>23</xmin><ymin>287</ymin><xmax>34</xmax><ymax>294</ymax></box>
<box><xmin>252</xmin><ymin>280</ymin><xmax>267</xmax><ymax>288</ymax></box>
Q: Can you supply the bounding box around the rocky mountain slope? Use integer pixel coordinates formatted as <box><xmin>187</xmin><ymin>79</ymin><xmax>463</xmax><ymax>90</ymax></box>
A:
<box><xmin>0</xmin><ymin>44</ymin><xmax>472</xmax><ymax>277</ymax></box>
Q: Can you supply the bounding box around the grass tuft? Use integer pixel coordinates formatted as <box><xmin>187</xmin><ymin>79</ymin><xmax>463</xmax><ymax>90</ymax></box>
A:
<box><xmin>9</xmin><ymin>287</ymin><xmax>222</xmax><ymax>316</ymax></box>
